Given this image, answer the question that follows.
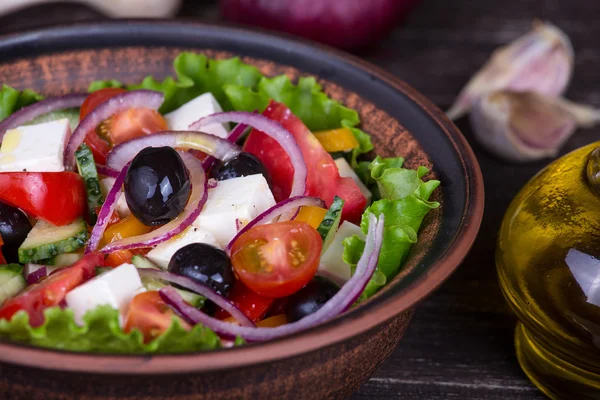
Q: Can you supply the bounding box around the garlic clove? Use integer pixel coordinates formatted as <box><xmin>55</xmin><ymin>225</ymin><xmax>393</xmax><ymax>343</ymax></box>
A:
<box><xmin>469</xmin><ymin>90</ymin><xmax>600</xmax><ymax>162</ymax></box>
<box><xmin>447</xmin><ymin>21</ymin><xmax>573</xmax><ymax>120</ymax></box>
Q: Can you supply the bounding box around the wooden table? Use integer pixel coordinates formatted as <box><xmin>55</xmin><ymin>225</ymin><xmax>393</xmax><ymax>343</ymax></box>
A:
<box><xmin>2</xmin><ymin>0</ymin><xmax>597</xmax><ymax>398</ymax></box>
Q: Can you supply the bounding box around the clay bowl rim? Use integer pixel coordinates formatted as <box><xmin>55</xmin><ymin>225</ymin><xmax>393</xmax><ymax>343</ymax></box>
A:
<box><xmin>0</xmin><ymin>20</ymin><xmax>484</xmax><ymax>375</ymax></box>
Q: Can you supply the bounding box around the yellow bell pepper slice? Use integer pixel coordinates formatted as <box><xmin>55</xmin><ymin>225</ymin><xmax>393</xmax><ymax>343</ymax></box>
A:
<box><xmin>257</xmin><ymin>314</ymin><xmax>288</xmax><ymax>328</ymax></box>
<box><xmin>100</xmin><ymin>215</ymin><xmax>153</xmax><ymax>248</ymax></box>
<box><xmin>295</xmin><ymin>206</ymin><xmax>327</xmax><ymax>229</ymax></box>
<box><xmin>313</xmin><ymin>128</ymin><xmax>359</xmax><ymax>152</ymax></box>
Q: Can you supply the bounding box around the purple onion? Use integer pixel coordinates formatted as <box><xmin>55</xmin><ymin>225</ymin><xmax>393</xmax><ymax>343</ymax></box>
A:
<box><xmin>24</xmin><ymin>264</ymin><xmax>47</xmax><ymax>285</ymax></box>
<box><xmin>96</xmin><ymin>164</ymin><xmax>119</xmax><ymax>178</ymax></box>
<box><xmin>201</xmin><ymin>122</ymin><xmax>249</xmax><ymax>171</ymax></box>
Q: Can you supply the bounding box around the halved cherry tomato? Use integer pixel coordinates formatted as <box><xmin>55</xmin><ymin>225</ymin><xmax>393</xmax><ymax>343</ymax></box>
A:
<box><xmin>230</xmin><ymin>221</ymin><xmax>322</xmax><ymax>298</ymax></box>
<box><xmin>123</xmin><ymin>291</ymin><xmax>190</xmax><ymax>343</ymax></box>
<box><xmin>80</xmin><ymin>88</ymin><xmax>168</xmax><ymax>163</ymax></box>
<box><xmin>0</xmin><ymin>172</ymin><xmax>86</xmax><ymax>226</ymax></box>
<box><xmin>243</xmin><ymin>101</ymin><xmax>367</xmax><ymax>223</ymax></box>
<box><xmin>0</xmin><ymin>253</ymin><xmax>103</xmax><ymax>326</ymax></box>
<box><xmin>214</xmin><ymin>281</ymin><xmax>274</xmax><ymax>322</ymax></box>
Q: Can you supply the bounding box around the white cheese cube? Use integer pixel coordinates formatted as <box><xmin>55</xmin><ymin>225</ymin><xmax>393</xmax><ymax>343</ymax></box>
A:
<box><xmin>146</xmin><ymin>227</ymin><xmax>221</xmax><ymax>269</ymax></box>
<box><xmin>0</xmin><ymin>118</ymin><xmax>70</xmax><ymax>172</ymax></box>
<box><xmin>165</xmin><ymin>93</ymin><xmax>230</xmax><ymax>137</ymax></box>
<box><xmin>193</xmin><ymin>174</ymin><xmax>275</xmax><ymax>247</ymax></box>
<box><xmin>334</xmin><ymin>158</ymin><xmax>372</xmax><ymax>202</ymax></box>
<box><xmin>99</xmin><ymin>177</ymin><xmax>131</xmax><ymax>218</ymax></box>
<box><xmin>318</xmin><ymin>221</ymin><xmax>365</xmax><ymax>286</ymax></box>
<box><xmin>65</xmin><ymin>263</ymin><xmax>144</xmax><ymax>325</ymax></box>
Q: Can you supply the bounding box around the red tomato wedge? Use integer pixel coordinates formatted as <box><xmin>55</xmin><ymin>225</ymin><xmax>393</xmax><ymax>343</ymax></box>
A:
<box><xmin>0</xmin><ymin>172</ymin><xmax>86</xmax><ymax>226</ymax></box>
<box><xmin>0</xmin><ymin>236</ymin><xmax>6</xmax><ymax>265</ymax></box>
<box><xmin>215</xmin><ymin>281</ymin><xmax>275</xmax><ymax>323</ymax></box>
<box><xmin>243</xmin><ymin>101</ymin><xmax>367</xmax><ymax>223</ymax></box>
<box><xmin>0</xmin><ymin>253</ymin><xmax>103</xmax><ymax>327</ymax></box>
<box><xmin>123</xmin><ymin>291</ymin><xmax>190</xmax><ymax>343</ymax></box>
<box><xmin>230</xmin><ymin>221</ymin><xmax>322</xmax><ymax>298</ymax></box>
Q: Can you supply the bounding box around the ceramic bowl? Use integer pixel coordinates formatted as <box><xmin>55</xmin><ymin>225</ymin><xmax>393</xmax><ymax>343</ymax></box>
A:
<box><xmin>0</xmin><ymin>21</ymin><xmax>483</xmax><ymax>400</ymax></box>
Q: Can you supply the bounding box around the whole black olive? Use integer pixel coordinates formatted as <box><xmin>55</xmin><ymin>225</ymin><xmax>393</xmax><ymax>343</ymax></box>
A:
<box><xmin>211</xmin><ymin>152</ymin><xmax>270</xmax><ymax>182</ymax></box>
<box><xmin>124</xmin><ymin>147</ymin><xmax>191</xmax><ymax>226</ymax></box>
<box><xmin>168</xmin><ymin>242</ymin><xmax>235</xmax><ymax>296</ymax></box>
<box><xmin>285</xmin><ymin>276</ymin><xmax>340</xmax><ymax>322</ymax></box>
<box><xmin>0</xmin><ymin>202</ymin><xmax>32</xmax><ymax>263</ymax></box>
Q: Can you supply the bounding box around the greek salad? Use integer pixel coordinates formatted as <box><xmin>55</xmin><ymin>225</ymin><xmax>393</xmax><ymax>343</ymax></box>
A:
<box><xmin>0</xmin><ymin>53</ymin><xmax>439</xmax><ymax>353</ymax></box>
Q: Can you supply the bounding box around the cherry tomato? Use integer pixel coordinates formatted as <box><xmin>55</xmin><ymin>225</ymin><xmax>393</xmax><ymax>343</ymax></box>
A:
<box><xmin>123</xmin><ymin>291</ymin><xmax>190</xmax><ymax>343</ymax></box>
<box><xmin>80</xmin><ymin>88</ymin><xmax>127</xmax><ymax>120</ymax></box>
<box><xmin>0</xmin><ymin>253</ymin><xmax>103</xmax><ymax>326</ymax></box>
<box><xmin>0</xmin><ymin>172</ymin><xmax>86</xmax><ymax>226</ymax></box>
<box><xmin>243</xmin><ymin>101</ymin><xmax>367</xmax><ymax>223</ymax></box>
<box><xmin>230</xmin><ymin>221</ymin><xmax>322</xmax><ymax>298</ymax></box>
<box><xmin>85</xmin><ymin>130</ymin><xmax>111</xmax><ymax>165</ymax></box>
<box><xmin>214</xmin><ymin>281</ymin><xmax>274</xmax><ymax>322</ymax></box>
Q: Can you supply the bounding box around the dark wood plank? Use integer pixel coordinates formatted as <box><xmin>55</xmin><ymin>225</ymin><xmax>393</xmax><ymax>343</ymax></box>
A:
<box><xmin>2</xmin><ymin>0</ymin><xmax>598</xmax><ymax>398</ymax></box>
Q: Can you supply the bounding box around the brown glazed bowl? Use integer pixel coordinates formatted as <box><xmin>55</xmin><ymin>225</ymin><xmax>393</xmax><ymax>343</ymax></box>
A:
<box><xmin>0</xmin><ymin>21</ymin><xmax>483</xmax><ymax>400</ymax></box>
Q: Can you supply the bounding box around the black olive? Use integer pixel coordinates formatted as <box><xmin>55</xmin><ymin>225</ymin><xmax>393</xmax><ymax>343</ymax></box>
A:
<box><xmin>0</xmin><ymin>202</ymin><xmax>32</xmax><ymax>263</ymax></box>
<box><xmin>168</xmin><ymin>242</ymin><xmax>235</xmax><ymax>296</ymax></box>
<box><xmin>124</xmin><ymin>147</ymin><xmax>191</xmax><ymax>226</ymax></box>
<box><xmin>211</xmin><ymin>152</ymin><xmax>270</xmax><ymax>182</ymax></box>
<box><xmin>285</xmin><ymin>277</ymin><xmax>340</xmax><ymax>322</ymax></box>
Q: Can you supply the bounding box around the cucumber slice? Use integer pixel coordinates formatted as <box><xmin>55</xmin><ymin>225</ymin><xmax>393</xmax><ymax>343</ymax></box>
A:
<box><xmin>51</xmin><ymin>252</ymin><xmax>84</xmax><ymax>267</ymax></box>
<box><xmin>131</xmin><ymin>255</ymin><xmax>162</xmax><ymax>270</ymax></box>
<box><xmin>95</xmin><ymin>267</ymin><xmax>113</xmax><ymax>276</ymax></box>
<box><xmin>75</xmin><ymin>144</ymin><xmax>103</xmax><ymax>224</ymax></box>
<box><xmin>0</xmin><ymin>264</ymin><xmax>26</xmax><ymax>304</ymax></box>
<box><xmin>18</xmin><ymin>218</ymin><xmax>88</xmax><ymax>263</ymax></box>
<box><xmin>24</xmin><ymin>108</ymin><xmax>80</xmax><ymax>131</ymax></box>
<box><xmin>143</xmin><ymin>279</ymin><xmax>205</xmax><ymax>308</ymax></box>
<box><xmin>317</xmin><ymin>196</ymin><xmax>345</xmax><ymax>253</ymax></box>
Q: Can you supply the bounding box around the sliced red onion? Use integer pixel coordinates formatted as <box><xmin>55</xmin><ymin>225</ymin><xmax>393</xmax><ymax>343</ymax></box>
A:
<box><xmin>201</xmin><ymin>122</ymin><xmax>249</xmax><ymax>171</ymax></box>
<box><xmin>99</xmin><ymin>152</ymin><xmax>208</xmax><ymax>253</ymax></box>
<box><xmin>85</xmin><ymin>161</ymin><xmax>129</xmax><ymax>253</ymax></box>
<box><xmin>24</xmin><ymin>264</ymin><xmax>47</xmax><ymax>284</ymax></box>
<box><xmin>64</xmin><ymin>90</ymin><xmax>164</xmax><ymax>169</ymax></box>
<box><xmin>106</xmin><ymin>131</ymin><xmax>241</xmax><ymax>172</ymax></box>
<box><xmin>190</xmin><ymin>112</ymin><xmax>306</xmax><ymax>198</ymax></box>
<box><xmin>225</xmin><ymin>196</ymin><xmax>325</xmax><ymax>252</ymax></box>
<box><xmin>137</xmin><ymin>268</ymin><xmax>254</xmax><ymax>327</ymax></box>
<box><xmin>96</xmin><ymin>164</ymin><xmax>119</xmax><ymax>178</ymax></box>
<box><xmin>160</xmin><ymin>213</ymin><xmax>384</xmax><ymax>341</ymax></box>
<box><xmin>0</xmin><ymin>93</ymin><xmax>87</xmax><ymax>141</ymax></box>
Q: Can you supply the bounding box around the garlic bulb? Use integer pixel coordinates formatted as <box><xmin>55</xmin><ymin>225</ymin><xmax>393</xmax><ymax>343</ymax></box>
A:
<box><xmin>470</xmin><ymin>90</ymin><xmax>600</xmax><ymax>162</ymax></box>
<box><xmin>447</xmin><ymin>21</ymin><xmax>573</xmax><ymax>120</ymax></box>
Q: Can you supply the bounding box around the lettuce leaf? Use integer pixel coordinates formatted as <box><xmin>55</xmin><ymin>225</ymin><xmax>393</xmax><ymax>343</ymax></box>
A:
<box><xmin>344</xmin><ymin>157</ymin><xmax>440</xmax><ymax>298</ymax></box>
<box><xmin>0</xmin><ymin>84</ymin><xmax>43</xmax><ymax>120</ymax></box>
<box><xmin>0</xmin><ymin>306</ymin><xmax>221</xmax><ymax>353</ymax></box>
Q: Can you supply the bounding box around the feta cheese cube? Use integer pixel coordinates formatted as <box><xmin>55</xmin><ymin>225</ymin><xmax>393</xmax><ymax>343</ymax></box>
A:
<box><xmin>334</xmin><ymin>158</ymin><xmax>372</xmax><ymax>202</ymax></box>
<box><xmin>0</xmin><ymin>118</ymin><xmax>70</xmax><ymax>172</ymax></box>
<box><xmin>193</xmin><ymin>174</ymin><xmax>275</xmax><ymax>247</ymax></box>
<box><xmin>165</xmin><ymin>93</ymin><xmax>229</xmax><ymax>137</ymax></box>
<box><xmin>318</xmin><ymin>221</ymin><xmax>365</xmax><ymax>286</ymax></box>
<box><xmin>65</xmin><ymin>263</ymin><xmax>144</xmax><ymax>325</ymax></box>
<box><xmin>99</xmin><ymin>177</ymin><xmax>131</xmax><ymax>218</ymax></box>
<box><xmin>146</xmin><ymin>226</ymin><xmax>221</xmax><ymax>268</ymax></box>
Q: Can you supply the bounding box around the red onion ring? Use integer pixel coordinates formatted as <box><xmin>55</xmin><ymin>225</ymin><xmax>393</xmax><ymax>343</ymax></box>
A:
<box><xmin>160</xmin><ymin>213</ymin><xmax>383</xmax><ymax>341</ymax></box>
<box><xmin>225</xmin><ymin>196</ymin><xmax>325</xmax><ymax>252</ymax></box>
<box><xmin>106</xmin><ymin>131</ymin><xmax>241</xmax><ymax>172</ymax></box>
<box><xmin>64</xmin><ymin>90</ymin><xmax>164</xmax><ymax>170</ymax></box>
<box><xmin>0</xmin><ymin>93</ymin><xmax>87</xmax><ymax>141</ymax></box>
<box><xmin>190</xmin><ymin>112</ymin><xmax>307</xmax><ymax>198</ymax></box>
<box><xmin>24</xmin><ymin>264</ymin><xmax>47</xmax><ymax>285</ymax></box>
<box><xmin>96</xmin><ymin>165</ymin><xmax>119</xmax><ymax>178</ymax></box>
<box><xmin>201</xmin><ymin>122</ymin><xmax>249</xmax><ymax>171</ymax></box>
<box><xmin>85</xmin><ymin>162</ymin><xmax>129</xmax><ymax>253</ymax></box>
<box><xmin>99</xmin><ymin>152</ymin><xmax>208</xmax><ymax>253</ymax></box>
<box><xmin>136</xmin><ymin>268</ymin><xmax>254</xmax><ymax>327</ymax></box>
